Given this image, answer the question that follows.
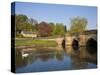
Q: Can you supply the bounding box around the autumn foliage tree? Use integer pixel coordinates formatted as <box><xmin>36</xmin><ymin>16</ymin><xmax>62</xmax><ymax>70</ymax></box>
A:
<box><xmin>37</xmin><ymin>22</ymin><xmax>52</xmax><ymax>37</ymax></box>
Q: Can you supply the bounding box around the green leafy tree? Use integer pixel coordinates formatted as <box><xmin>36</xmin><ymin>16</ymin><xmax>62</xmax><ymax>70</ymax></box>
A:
<box><xmin>15</xmin><ymin>14</ymin><xmax>38</xmax><ymax>33</ymax></box>
<box><xmin>15</xmin><ymin>14</ymin><xmax>28</xmax><ymax>32</ymax></box>
<box><xmin>70</xmin><ymin>17</ymin><xmax>88</xmax><ymax>34</ymax></box>
<box><xmin>49</xmin><ymin>23</ymin><xmax>65</xmax><ymax>36</ymax></box>
<box><xmin>55</xmin><ymin>23</ymin><xmax>65</xmax><ymax>36</ymax></box>
<box><xmin>28</xmin><ymin>18</ymin><xmax>38</xmax><ymax>32</ymax></box>
<box><xmin>49</xmin><ymin>22</ymin><xmax>56</xmax><ymax>36</ymax></box>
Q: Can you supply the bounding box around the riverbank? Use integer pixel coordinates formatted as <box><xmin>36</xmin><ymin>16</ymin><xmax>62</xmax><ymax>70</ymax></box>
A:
<box><xmin>15</xmin><ymin>38</ymin><xmax>57</xmax><ymax>48</ymax></box>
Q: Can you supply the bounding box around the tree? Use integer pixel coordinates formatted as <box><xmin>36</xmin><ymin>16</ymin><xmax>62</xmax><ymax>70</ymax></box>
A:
<box><xmin>15</xmin><ymin>14</ymin><xmax>28</xmax><ymax>32</ymax></box>
<box><xmin>49</xmin><ymin>22</ymin><xmax>65</xmax><ymax>36</ymax></box>
<box><xmin>15</xmin><ymin>14</ymin><xmax>38</xmax><ymax>33</ymax></box>
<box><xmin>64</xmin><ymin>25</ymin><xmax>67</xmax><ymax>32</ymax></box>
<box><xmin>54</xmin><ymin>23</ymin><xmax>65</xmax><ymax>36</ymax></box>
<box><xmin>28</xmin><ymin>18</ymin><xmax>38</xmax><ymax>31</ymax></box>
<box><xmin>37</xmin><ymin>22</ymin><xmax>52</xmax><ymax>37</ymax></box>
<box><xmin>49</xmin><ymin>22</ymin><xmax>56</xmax><ymax>36</ymax></box>
<box><xmin>53</xmin><ymin>23</ymin><xmax>65</xmax><ymax>36</ymax></box>
<box><xmin>70</xmin><ymin>17</ymin><xmax>88</xmax><ymax>34</ymax></box>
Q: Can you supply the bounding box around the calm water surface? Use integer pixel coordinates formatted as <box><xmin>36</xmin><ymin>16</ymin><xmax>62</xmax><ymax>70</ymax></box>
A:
<box><xmin>15</xmin><ymin>46</ymin><xmax>97</xmax><ymax>73</ymax></box>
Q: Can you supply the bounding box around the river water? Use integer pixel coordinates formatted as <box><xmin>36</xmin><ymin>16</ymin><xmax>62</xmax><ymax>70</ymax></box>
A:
<box><xmin>15</xmin><ymin>46</ymin><xmax>97</xmax><ymax>73</ymax></box>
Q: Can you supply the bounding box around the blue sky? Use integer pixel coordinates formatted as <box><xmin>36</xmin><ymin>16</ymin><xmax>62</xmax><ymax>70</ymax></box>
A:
<box><xmin>14</xmin><ymin>2</ymin><xmax>97</xmax><ymax>30</ymax></box>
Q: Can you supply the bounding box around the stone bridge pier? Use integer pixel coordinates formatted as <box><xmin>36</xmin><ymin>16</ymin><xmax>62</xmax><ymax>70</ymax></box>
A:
<box><xmin>55</xmin><ymin>37</ymin><xmax>65</xmax><ymax>45</ymax></box>
<box><xmin>65</xmin><ymin>30</ymin><xmax>97</xmax><ymax>47</ymax></box>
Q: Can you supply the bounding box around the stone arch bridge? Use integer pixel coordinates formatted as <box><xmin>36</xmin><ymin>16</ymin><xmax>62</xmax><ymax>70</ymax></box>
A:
<box><xmin>65</xmin><ymin>30</ymin><xmax>97</xmax><ymax>46</ymax></box>
<box><xmin>33</xmin><ymin>30</ymin><xmax>97</xmax><ymax>47</ymax></box>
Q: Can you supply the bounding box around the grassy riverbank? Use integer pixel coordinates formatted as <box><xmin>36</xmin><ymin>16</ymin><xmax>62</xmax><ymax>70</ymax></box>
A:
<box><xmin>15</xmin><ymin>39</ymin><xmax>57</xmax><ymax>47</ymax></box>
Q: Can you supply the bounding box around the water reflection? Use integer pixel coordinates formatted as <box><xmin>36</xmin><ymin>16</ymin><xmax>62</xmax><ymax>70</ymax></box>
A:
<box><xmin>66</xmin><ymin>46</ymin><xmax>97</xmax><ymax>69</ymax></box>
<box><xmin>56</xmin><ymin>50</ymin><xmax>64</xmax><ymax>61</ymax></box>
<box><xmin>16</xmin><ymin>45</ymin><xmax>97</xmax><ymax>73</ymax></box>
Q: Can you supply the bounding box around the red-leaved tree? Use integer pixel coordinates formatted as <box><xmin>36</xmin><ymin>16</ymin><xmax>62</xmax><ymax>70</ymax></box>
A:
<box><xmin>37</xmin><ymin>22</ymin><xmax>52</xmax><ymax>37</ymax></box>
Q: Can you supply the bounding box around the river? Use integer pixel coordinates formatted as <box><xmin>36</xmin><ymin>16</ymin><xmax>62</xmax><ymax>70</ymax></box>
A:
<box><xmin>15</xmin><ymin>46</ymin><xmax>97</xmax><ymax>73</ymax></box>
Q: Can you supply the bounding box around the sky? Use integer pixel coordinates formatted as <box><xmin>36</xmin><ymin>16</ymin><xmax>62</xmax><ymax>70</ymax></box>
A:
<box><xmin>13</xmin><ymin>2</ymin><xmax>97</xmax><ymax>30</ymax></box>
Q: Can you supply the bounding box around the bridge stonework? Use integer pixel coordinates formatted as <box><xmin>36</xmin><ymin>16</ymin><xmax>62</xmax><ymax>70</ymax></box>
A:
<box><xmin>65</xmin><ymin>30</ymin><xmax>97</xmax><ymax>46</ymax></box>
<box><xmin>55</xmin><ymin>37</ymin><xmax>64</xmax><ymax>45</ymax></box>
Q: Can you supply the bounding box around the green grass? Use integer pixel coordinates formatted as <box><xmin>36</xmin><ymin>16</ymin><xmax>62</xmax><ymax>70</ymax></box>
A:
<box><xmin>15</xmin><ymin>39</ymin><xmax>57</xmax><ymax>47</ymax></box>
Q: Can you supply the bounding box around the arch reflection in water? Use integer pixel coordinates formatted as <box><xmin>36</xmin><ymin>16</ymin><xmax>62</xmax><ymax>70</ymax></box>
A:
<box><xmin>65</xmin><ymin>46</ymin><xmax>97</xmax><ymax>69</ymax></box>
<box><xmin>86</xmin><ymin>38</ymin><xmax>97</xmax><ymax>54</ymax></box>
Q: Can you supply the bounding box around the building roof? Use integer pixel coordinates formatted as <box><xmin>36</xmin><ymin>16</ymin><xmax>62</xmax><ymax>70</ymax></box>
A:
<box><xmin>22</xmin><ymin>31</ymin><xmax>37</xmax><ymax>34</ymax></box>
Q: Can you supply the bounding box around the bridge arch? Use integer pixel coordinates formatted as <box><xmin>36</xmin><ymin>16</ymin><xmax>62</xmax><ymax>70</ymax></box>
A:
<box><xmin>86</xmin><ymin>38</ymin><xmax>97</xmax><ymax>47</ymax></box>
<box><xmin>72</xmin><ymin>39</ymin><xmax>79</xmax><ymax>47</ymax></box>
<box><xmin>71</xmin><ymin>35</ymin><xmax>79</xmax><ymax>47</ymax></box>
<box><xmin>86</xmin><ymin>38</ymin><xmax>97</xmax><ymax>54</ymax></box>
<box><xmin>62</xmin><ymin>39</ymin><xmax>65</xmax><ymax>48</ymax></box>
